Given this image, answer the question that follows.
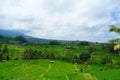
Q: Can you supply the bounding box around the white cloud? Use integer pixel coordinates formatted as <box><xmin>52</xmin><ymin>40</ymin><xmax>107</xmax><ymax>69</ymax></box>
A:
<box><xmin>0</xmin><ymin>0</ymin><xmax>120</xmax><ymax>42</ymax></box>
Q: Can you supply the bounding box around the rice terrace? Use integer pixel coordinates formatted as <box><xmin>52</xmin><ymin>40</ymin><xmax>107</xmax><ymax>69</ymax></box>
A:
<box><xmin>0</xmin><ymin>0</ymin><xmax>120</xmax><ymax>80</ymax></box>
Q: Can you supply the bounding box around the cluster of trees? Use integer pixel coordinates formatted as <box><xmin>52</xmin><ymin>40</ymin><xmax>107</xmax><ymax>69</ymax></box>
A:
<box><xmin>49</xmin><ymin>40</ymin><xmax>62</xmax><ymax>45</ymax></box>
<box><xmin>23</xmin><ymin>47</ymin><xmax>91</xmax><ymax>64</ymax></box>
<box><xmin>49</xmin><ymin>40</ymin><xmax>93</xmax><ymax>46</ymax></box>
<box><xmin>23</xmin><ymin>48</ymin><xmax>41</xmax><ymax>59</ymax></box>
<box><xmin>23</xmin><ymin>48</ymin><xmax>56</xmax><ymax>60</ymax></box>
<box><xmin>13</xmin><ymin>36</ymin><xmax>27</xmax><ymax>44</ymax></box>
<box><xmin>77</xmin><ymin>41</ymin><xmax>90</xmax><ymax>46</ymax></box>
<box><xmin>0</xmin><ymin>44</ymin><xmax>9</xmax><ymax>61</ymax></box>
<box><xmin>0</xmin><ymin>35</ymin><xmax>13</xmax><ymax>43</ymax></box>
<box><xmin>0</xmin><ymin>34</ymin><xmax>28</xmax><ymax>44</ymax></box>
<box><xmin>0</xmin><ymin>44</ymin><xmax>119</xmax><ymax>67</ymax></box>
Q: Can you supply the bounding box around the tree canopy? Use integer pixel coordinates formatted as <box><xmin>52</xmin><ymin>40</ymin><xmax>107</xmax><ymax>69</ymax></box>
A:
<box><xmin>14</xmin><ymin>36</ymin><xmax>27</xmax><ymax>43</ymax></box>
<box><xmin>109</xmin><ymin>25</ymin><xmax>120</xmax><ymax>51</ymax></box>
<box><xmin>110</xmin><ymin>25</ymin><xmax>120</xmax><ymax>34</ymax></box>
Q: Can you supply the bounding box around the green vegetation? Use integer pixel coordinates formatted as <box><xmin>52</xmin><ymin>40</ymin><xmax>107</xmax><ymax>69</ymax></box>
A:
<box><xmin>109</xmin><ymin>25</ymin><xmax>120</xmax><ymax>52</ymax></box>
<box><xmin>1</xmin><ymin>59</ymin><xmax>120</xmax><ymax>80</ymax></box>
<box><xmin>0</xmin><ymin>26</ymin><xmax>120</xmax><ymax>80</ymax></box>
<box><xmin>0</xmin><ymin>43</ymin><xmax>119</xmax><ymax>80</ymax></box>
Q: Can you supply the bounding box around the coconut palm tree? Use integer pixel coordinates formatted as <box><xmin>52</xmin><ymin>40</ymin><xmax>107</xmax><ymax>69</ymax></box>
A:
<box><xmin>109</xmin><ymin>25</ymin><xmax>120</xmax><ymax>51</ymax></box>
<box><xmin>110</xmin><ymin>25</ymin><xmax>120</xmax><ymax>33</ymax></box>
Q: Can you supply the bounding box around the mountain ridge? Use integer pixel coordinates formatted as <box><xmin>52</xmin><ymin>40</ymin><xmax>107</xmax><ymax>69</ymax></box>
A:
<box><xmin>0</xmin><ymin>29</ymin><xmax>51</xmax><ymax>43</ymax></box>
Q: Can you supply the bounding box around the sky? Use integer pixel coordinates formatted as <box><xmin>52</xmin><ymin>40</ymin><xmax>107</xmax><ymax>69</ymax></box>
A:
<box><xmin>0</xmin><ymin>0</ymin><xmax>120</xmax><ymax>42</ymax></box>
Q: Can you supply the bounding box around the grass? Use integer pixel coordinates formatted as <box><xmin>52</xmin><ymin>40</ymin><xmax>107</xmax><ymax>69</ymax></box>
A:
<box><xmin>0</xmin><ymin>60</ymin><xmax>76</xmax><ymax>80</ymax></box>
<box><xmin>1</xmin><ymin>44</ymin><xmax>120</xmax><ymax>80</ymax></box>
<box><xmin>0</xmin><ymin>59</ymin><xmax>120</xmax><ymax>80</ymax></box>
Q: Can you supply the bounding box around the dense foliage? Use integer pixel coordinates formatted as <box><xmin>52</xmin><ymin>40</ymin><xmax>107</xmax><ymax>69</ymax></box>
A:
<box><xmin>0</xmin><ymin>34</ymin><xmax>28</xmax><ymax>44</ymax></box>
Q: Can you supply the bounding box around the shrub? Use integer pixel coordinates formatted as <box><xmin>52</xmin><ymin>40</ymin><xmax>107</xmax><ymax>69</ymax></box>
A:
<box><xmin>49</xmin><ymin>40</ymin><xmax>61</xmax><ymax>45</ymax></box>
<box><xmin>79</xmin><ymin>53</ymin><xmax>91</xmax><ymax>63</ymax></box>
<box><xmin>101</xmin><ymin>56</ymin><xmax>112</xmax><ymax>65</ymax></box>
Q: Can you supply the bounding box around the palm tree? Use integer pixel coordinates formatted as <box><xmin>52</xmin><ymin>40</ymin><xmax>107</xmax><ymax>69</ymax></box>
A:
<box><xmin>110</xmin><ymin>25</ymin><xmax>120</xmax><ymax>34</ymax></box>
<box><xmin>109</xmin><ymin>25</ymin><xmax>120</xmax><ymax>51</ymax></box>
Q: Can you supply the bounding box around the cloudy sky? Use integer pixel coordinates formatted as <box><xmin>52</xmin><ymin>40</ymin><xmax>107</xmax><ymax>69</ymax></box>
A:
<box><xmin>0</xmin><ymin>0</ymin><xmax>120</xmax><ymax>42</ymax></box>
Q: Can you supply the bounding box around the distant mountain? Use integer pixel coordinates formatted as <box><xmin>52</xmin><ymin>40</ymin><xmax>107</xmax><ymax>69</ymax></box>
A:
<box><xmin>0</xmin><ymin>29</ymin><xmax>51</xmax><ymax>43</ymax></box>
<box><xmin>0</xmin><ymin>29</ymin><xmax>104</xmax><ymax>44</ymax></box>
<box><xmin>0</xmin><ymin>29</ymin><xmax>27</xmax><ymax>37</ymax></box>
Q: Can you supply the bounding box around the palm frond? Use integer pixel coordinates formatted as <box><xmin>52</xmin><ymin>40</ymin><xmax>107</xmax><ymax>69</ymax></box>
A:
<box><xmin>108</xmin><ymin>38</ymin><xmax>120</xmax><ymax>44</ymax></box>
<box><xmin>110</xmin><ymin>25</ymin><xmax>120</xmax><ymax>34</ymax></box>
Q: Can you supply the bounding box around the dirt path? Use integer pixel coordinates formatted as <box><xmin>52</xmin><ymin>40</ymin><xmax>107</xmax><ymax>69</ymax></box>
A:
<box><xmin>65</xmin><ymin>64</ymin><xmax>79</xmax><ymax>80</ymax></box>
<box><xmin>73</xmin><ymin>64</ymin><xmax>79</xmax><ymax>72</ymax></box>
<box><xmin>66</xmin><ymin>75</ymin><xmax>69</xmax><ymax>80</ymax></box>
<box><xmin>40</xmin><ymin>63</ymin><xmax>52</xmax><ymax>79</ymax></box>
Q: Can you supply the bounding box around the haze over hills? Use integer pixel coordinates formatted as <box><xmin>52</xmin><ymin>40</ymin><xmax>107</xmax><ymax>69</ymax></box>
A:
<box><xmin>0</xmin><ymin>29</ymin><xmax>108</xmax><ymax>45</ymax></box>
<box><xmin>0</xmin><ymin>29</ymin><xmax>26</xmax><ymax>37</ymax></box>
<box><xmin>0</xmin><ymin>29</ymin><xmax>51</xmax><ymax>43</ymax></box>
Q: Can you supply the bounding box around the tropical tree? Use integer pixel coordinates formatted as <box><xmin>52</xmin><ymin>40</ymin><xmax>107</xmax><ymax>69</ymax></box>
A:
<box><xmin>109</xmin><ymin>25</ymin><xmax>120</xmax><ymax>51</ymax></box>
<box><xmin>2</xmin><ymin>45</ymin><xmax>8</xmax><ymax>53</ymax></box>
<box><xmin>14</xmin><ymin>36</ymin><xmax>27</xmax><ymax>44</ymax></box>
<box><xmin>23</xmin><ymin>48</ymin><xmax>41</xmax><ymax>59</ymax></box>
<box><xmin>79</xmin><ymin>53</ymin><xmax>91</xmax><ymax>63</ymax></box>
<box><xmin>49</xmin><ymin>40</ymin><xmax>61</xmax><ymax>45</ymax></box>
<box><xmin>110</xmin><ymin>25</ymin><xmax>120</xmax><ymax>34</ymax></box>
<box><xmin>0</xmin><ymin>46</ymin><xmax>3</xmax><ymax>61</ymax></box>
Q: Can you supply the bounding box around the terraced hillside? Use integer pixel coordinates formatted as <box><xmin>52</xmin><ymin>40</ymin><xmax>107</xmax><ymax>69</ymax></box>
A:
<box><xmin>0</xmin><ymin>60</ymin><xmax>96</xmax><ymax>80</ymax></box>
<box><xmin>0</xmin><ymin>59</ymin><xmax>120</xmax><ymax>80</ymax></box>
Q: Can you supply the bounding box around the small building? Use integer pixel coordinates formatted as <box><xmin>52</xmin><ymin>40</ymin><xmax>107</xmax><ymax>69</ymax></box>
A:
<box><xmin>50</xmin><ymin>60</ymin><xmax>54</xmax><ymax>64</ymax></box>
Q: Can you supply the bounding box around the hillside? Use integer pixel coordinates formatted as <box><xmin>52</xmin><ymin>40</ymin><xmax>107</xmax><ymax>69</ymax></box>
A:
<box><xmin>1</xmin><ymin>59</ymin><xmax>120</xmax><ymax>80</ymax></box>
<box><xmin>0</xmin><ymin>29</ymin><xmax>99</xmax><ymax>44</ymax></box>
<box><xmin>0</xmin><ymin>29</ymin><xmax>51</xmax><ymax>43</ymax></box>
<box><xmin>0</xmin><ymin>43</ymin><xmax>120</xmax><ymax>80</ymax></box>
<box><xmin>0</xmin><ymin>29</ymin><xmax>26</xmax><ymax>37</ymax></box>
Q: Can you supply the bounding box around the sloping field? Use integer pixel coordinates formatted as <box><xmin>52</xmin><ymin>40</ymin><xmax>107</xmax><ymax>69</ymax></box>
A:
<box><xmin>0</xmin><ymin>59</ymin><xmax>120</xmax><ymax>80</ymax></box>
